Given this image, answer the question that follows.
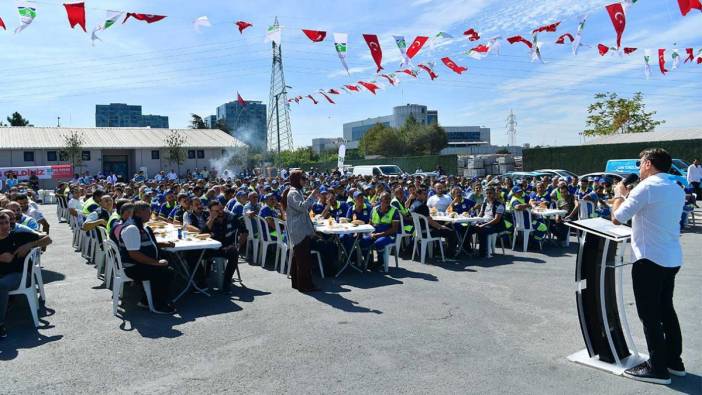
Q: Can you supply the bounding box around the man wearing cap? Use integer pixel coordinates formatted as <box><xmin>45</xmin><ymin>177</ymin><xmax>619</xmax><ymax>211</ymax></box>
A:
<box><xmin>368</xmin><ymin>192</ymin><xmax>400</xmax><ymax>269</ymax></box>
<box><xmin>226</xmin><ymin>190</ymin><xmax>248</xmax><ymax>215</ymax></box>
<box><xmin>391</xmin><ymin>186</ymin><xmax>413</xmax><ymax>235</ymax></box>
<box><xmin>158</xmin><ymin>191</ymin><xmax>176</xmax><ymax>220</ymax></box>
<box><xmin>509</xmin><ymin>186</ymin><xmax>548</xmax><ymax>244</ymax></box>
<box><xmin>311</xmin><ymin>187</ymin><xmax>330</xmax><ymax>216</ymax></box>
<box><xmin>321</xmin><ymin>191</ymin><xmax>346</xmax><ymax>221</ymax></box>
<box><xmin>259</xmin><ymin>193</ymin><xmax>281</xmax><ymax>242</ymax></box>
<box><xmin>575</xmin><ymin>177</ymin><xmax>593</xmax><ymax>201</ymax></box>
<box><xmin>529</xmin><ymin>182</ymin><xmax>551</xmax><ymax>209</ymax></box>
<box><xmin>168</xmin><ymin>193</ymin><xmax>191</xmax><ymax>224</ymax></box>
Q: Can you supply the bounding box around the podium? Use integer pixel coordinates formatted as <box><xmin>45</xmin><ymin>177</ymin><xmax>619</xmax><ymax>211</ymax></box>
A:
<box><xmin>565</xmin><ymin>218</ymin><xmax>648</xmax><ymax>375</ymax></box>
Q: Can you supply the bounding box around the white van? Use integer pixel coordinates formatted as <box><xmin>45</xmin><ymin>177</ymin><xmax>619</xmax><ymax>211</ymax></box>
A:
<box><xmin>352</xmin><ymin>165</ymin><xmax>404</xmax><ymax>177</ymax></box>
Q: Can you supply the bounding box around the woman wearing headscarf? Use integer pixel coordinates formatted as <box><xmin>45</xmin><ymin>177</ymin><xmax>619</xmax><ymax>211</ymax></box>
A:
<box><xmin>282</xmin><ymin>170</ymin><xmax>318</xmax><ymax>292</ymax></box>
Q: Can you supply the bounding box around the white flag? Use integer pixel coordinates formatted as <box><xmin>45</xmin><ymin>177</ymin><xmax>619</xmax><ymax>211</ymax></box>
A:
<box><xmin>193</xmin><ymin>16</ymin><xmax>211</xmax><ymax>32</ymax></box>
<box><xmin>644</xmin><ymin>49</ymin><xmax>652</xmax><ymax>80</ymax></box>
<box><xmin>265</xmin><ymin>22</ymin><xmax>282</xmax><ymax>44</ymax></box>
<box><xmin>572</xmin><ymin>15</ymin><xmax>588</xmax><ymax>56</ymax></box>
<box><xmin>91</xmin><ymin>10</ymin><xmax>123</xmax><ymax>45</ymax></box>
<box><xmin>393</xmin><ymin>35</ymin><xmax>411</xmax><ymax>67</ymax></box>
<box><xmin>337</xmin><ymin>144</ymin><xmax>346</xmax><ymax>170</ymax></box>
<box><xmin>671</xmin><ymin>48</ymin><xmax>681</xmax><ymax>70</ymax></box>
<box><xmin>15</xmin><ymin>0</ymin><xmax>37</xmax><ymax>34</ymax></box>
<box><xmin>333</xmin><ymin>33</ymin><xmax>350</xmax><ymax>76</ymax></box>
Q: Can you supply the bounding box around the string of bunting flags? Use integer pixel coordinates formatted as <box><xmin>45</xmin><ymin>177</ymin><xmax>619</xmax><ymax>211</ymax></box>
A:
<box><xmin>0</xmin><ymin>0</ymin><xmax>700</xmax><ymax>104</ymax></box>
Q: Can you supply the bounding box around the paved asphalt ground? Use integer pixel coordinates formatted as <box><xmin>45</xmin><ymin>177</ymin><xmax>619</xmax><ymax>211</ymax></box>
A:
<box><xmin>1</xmin><ymin>206</ymin><xmax>700</xmax><ymax>394</ymax></box>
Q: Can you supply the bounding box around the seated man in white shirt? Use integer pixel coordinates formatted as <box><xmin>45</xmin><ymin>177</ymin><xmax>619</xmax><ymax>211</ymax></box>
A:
<box><xmin>15</xmin><ymin>193</ymin><xmax>49</xmax><ymax>234</ymax></box>
<box><xmin>611</xmin><ymin>148</ymin><xmax>685</xmax><ymax>385</ymax></box>
<box><xmin>426</xmin><ymin>182</ymin><xmax>452</xmax><ymax>212</ymax></box>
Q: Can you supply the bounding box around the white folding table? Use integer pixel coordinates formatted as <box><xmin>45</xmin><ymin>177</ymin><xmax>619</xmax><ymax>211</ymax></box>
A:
<box><xmin>158</xmin><ymin>237</ymin><xmax>222</xmax><ymax>302</ymax></box>
<box><xmin>315</xmin><ymin>224</ymin><xmax>375</xmax><ymax>278</ymax></box>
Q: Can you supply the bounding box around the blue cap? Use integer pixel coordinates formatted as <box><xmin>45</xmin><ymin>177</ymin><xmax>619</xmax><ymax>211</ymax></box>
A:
<box><xmin>566</xmin><ymin>177</ymin><xmax>573</xmax><ymax>182</ymax></box>
<box><xmin>236</xmin><ymin>190</ymin><xmax>247</xmax><ymax>197</ymax></box>
<box><xmin>598</xmin><ymin>178</ymin><xmax>606</xmax><ymax>183</ymax></box>
<box><xmin>331</xmin><ymin>181</ymin><xmax>340</xmax><ymax>188</ymax></box>
<box><xmin>353</xmin><ymin>191</ymin><xmax>364</xmax><ymax>199</ymax></box>
<box><xmin>263</xmin><ymin>193</ymin><xmax>275</xmax><ymax>200</ymax></box>
<box><xmin>319</xmin><ymin>186</ymin><xmax>328</xmax><ymax>194</ymax></box>
<box><xmin>512</xmin><ymin>186</ymin><xmax>522</xmax><ymax>193</ymax></box>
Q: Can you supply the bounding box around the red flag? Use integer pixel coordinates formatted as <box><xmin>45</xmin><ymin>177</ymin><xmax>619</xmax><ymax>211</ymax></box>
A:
<box><xmin>397</xmin><ymin>69</ymin><xmax>417</xmax><ymax>78</ymax></box>
<box><xmin>658</xmin><ymin>49</ymin><xmax>668</xmax><ymax>75</ymax></box>
<box><xmin>302</xmin><ymin>29</ymin><xmax>326</xmax><ymax>42</ymax></box>
<box><xmin>678</xmin><ymin>0</ymin><xmax>702</xmax><ymax>16</ymax></box>
<box><xmin>597</xmin><ymin>44</ymin><xmax>610</xmax><ymax>56</ymax></box>
<box><xmin>406</xmin><ymin>36</ymin><xmax>429</xmax><ymax>59</ymax></box>
<box><xmin>344</xmin><ymin>85</ymin><xmax>360</xmax><ymax>92</ymax></box>
<box><xmin>698</xmin><ymin>57</ymin><xmax>702</xmax><ymax>64</ymax></box>
<box><xmin>623</xmin><ymin>47</ymin><xmax>637</xmax><ymax>55</ymax></box>
<box><xmin>418</xmin><ymin>63</ymin><xmax>438</xmax><ymax>80</ymax></box>
<box><xmin>506</xmin><ymin>35</ymin><xmax>533</xmax><ymax>48</ymax></box>
<box><xmin>123</xmin><ymin>13</ymin><xmax>167</xmax><ymax>24</ymax></box>
<box><xmin>684</xmin><ymin>48</ymin><xmax>695</xmax><ymax>62</ymax></box>
<box><xmin>319</xmin><ymin>92</ymin><xmax>335</xmax><ymax>104</ymax></box>
<box><xmin>0</xmin><ymin>17</ymin><xmax>5</xmax><ymax>31</ymax></box>
<box><xmin>307</xmin><ymin>95</ymin><xmax>318</xmax><ymax>104</ymax></box>
<box><xmin>441</xmin><ymin>57</ymin><xmax>467</xmax><ymax>74</ymax></box>
<box><xmin>379</xmin><ymin>74</ymin><xmax>398</xmax><ymax>86</ymax></box>
<box><xmin>237</xmin><ymin>92</ymin><xmax>247</xmax><ymax>106</ymax></box>
<box><xmin>327</xmin><ymin>89</ymin><xmax>341</xmax><ymax>95</ymax></box>
<box><xmin>362</xmin><ymin>34</ymin><xmax>384</xmax><ymax>72</ymax></box>
<box><xmin>605</xmin><ymin>3</ymin><xmax>626</xmax><ymax>48</ymax></box>
<box><xmin>532</xmin><ymin>21</ymin><xmax>560</xmax><ymax>34</ymax></box>
<box><xmin>463</xmin><ymin>28</ymin><xmax>480</xmax><ymax>41</ymax></box>
<box><xmin>235</xmin><ymin>21</ymin><xmax>252</xmax><ymax>34</ymax></box>
<box><xmin>555</xmin><ymin>33</ymin><xmax>574</xmax><ymax>44</ymax></box>
<box><xmin>357</xmin><ymin>81</ymin><xmax>380</xmax><ymax>94</ymax></box>
<box><xmin>63</xmin><ymin>2</ymin><xmax>86</xmax><ymax>32</ymax></box>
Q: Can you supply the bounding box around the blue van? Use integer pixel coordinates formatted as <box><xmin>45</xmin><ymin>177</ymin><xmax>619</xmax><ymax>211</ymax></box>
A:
<box><xmin>605</xmin><ymin>158</ymin><xmax>690</xmax><ymax>186</ymax></box>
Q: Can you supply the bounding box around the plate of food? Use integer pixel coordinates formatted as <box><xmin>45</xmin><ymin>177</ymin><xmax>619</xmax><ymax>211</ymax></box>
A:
<box><xmin>351</xmin><ymin>220</ymin><xmax>364</xmax><ymax>226</ymax></box>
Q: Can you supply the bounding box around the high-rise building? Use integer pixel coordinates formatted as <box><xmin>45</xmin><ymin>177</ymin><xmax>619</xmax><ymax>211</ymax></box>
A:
<box><xmin>204</xmin><ymin>115</ymin><xmax>217</xmax><ymax>129</ymax></box>
<box><xmin>95</xmin><ymin>103</ymin><xmax>169</xmax><ymax>128</ymax></box>
<box><xmin>141</xmin><ymin>115</ymin><xmax>169</xmax><ymax>129</ymax></box>
<box><xmin>311</xmin><ymin>137</ymin><xmax>345</xmax><ymax>154</ymax></box>
<box><xmin>216</xmin><ymin>101</ymin><xmax>267</xmax><ymax>149</ymax></box>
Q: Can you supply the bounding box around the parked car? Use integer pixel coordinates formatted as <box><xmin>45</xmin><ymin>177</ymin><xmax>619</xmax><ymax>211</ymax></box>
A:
<box><xmin>605</xmin><ymin>158</ymin><xmax>689</xmax><ymax>186</ymax></box>
<box><xmin>501</xmin><ymin>171</ymin><xmax>551</xmax><ymax>181</ymax></box>
<box><xmin>352</xmin><ymin>165</ymin><xmax>404</xmax><ymax>177</ymax></box>
<box><xmin>535</xmin><ymin>168</ymin><xmax>578</xmax><ymax>179</ymax></box>
<box><xmin>580</xmin><ymin>172</ymin><xmax>624</xmax><ymax>184</ymax></box>
<box><xmin>413</xmin><ymin>171</ymin><xmax>440</xmax><ymax>178</ymax></box>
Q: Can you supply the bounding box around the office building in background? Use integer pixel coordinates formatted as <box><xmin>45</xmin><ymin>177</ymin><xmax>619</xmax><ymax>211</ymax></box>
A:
<box><xmin>95</xmin><ymin>103</ymin><xmax>169</xmax><ymax>128</ymax></box>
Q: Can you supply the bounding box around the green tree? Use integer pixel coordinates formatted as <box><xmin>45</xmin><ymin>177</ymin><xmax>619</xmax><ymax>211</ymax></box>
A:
<box><xmin>189</xmin><ymin>113</ymin><xmax>208</xmax><ymax>129</ymax></box>
<box><xmin>215</xmin><ymin>119</ymin><xmax>230</xmax><ymax>134</ymax></box>
<box><xmin>7</xmin><ymin>112</ymin><xmax>30</xmax><ymax>126</ymax></box>
<box><xmin>359</xmin><ymin>123</ymin><xmax>407</xmax><ymax>157</ymax></box>
<box><xmin>60</xmin><ymin>130</ymin><xmax>85</xmax><ymax>171</ymax></box>
<box><xmin>584</xmin><ymin>92</ymin><xmax>664</xmax><ymax>137</ymax></box>
<box><xmin>165</xmin><ymin>130</ymin><xmax>187</xmax><ymax>176</ymax></box>
<box><xmin>405</xmin><ymin>123</ymin><xmax>448</xmax><ymax>155</ymax></box>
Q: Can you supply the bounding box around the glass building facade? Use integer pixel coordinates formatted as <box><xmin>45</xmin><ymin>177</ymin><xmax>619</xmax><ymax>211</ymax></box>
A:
<box><xmin>216</xmin><ymin>101</ymin><xmax>267</xmax><ymax>149</ymax></box>
<box><xmin>95</xmin><ymin>103</ymin><xmax>169</xmax><ymax>128</ymax></box>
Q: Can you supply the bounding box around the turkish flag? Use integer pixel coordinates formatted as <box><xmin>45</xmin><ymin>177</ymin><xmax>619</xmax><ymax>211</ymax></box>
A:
<box><xmin>441</xmin><ymin>57</ymin><xmax>467</xmax><ymax>74</ymax></box>
<box><xmin>362</xmin><ymin>34</ymin><xmax>384</xmax><ymax>72</ymax></box>
<box><xmin>344</xmin><ymin>85</ymin><xmax>360</xmax><ymax>92</ymax></box>
<box><xmin>237</xmin><ymin>92</ymin><xmax>247</xmax><ymax>106</ymax></box>
<box><xmin>398</xmin><ymin>69</ymin><xmax>417</xmax><ymax>78</ymax></box>
<box><xmin>357</xmin><ymin>81</ymin><xmax>380</xmax><ymax>94</ymax></box>
<box><xmin>418</xmin><ymin>64</ymin><xmax>438</xmax><ymax>80</ymax></box>
<box><xmin>379</xmin><ymin>74</ymin><xmax>398</xmax><ymax>86</ymax></box>
<box><xmin>678</xmin><ymin>0</ymin><xmax>702</xmax><ymax>16</ymax></box>
<box><xmin>307</xmin><ymin>95</ymin><xmax>318</xmax><ymax>105</ymax></box>
<box><xmin>658</xmin><ymin>49</ymin><xmax>668</xmax><ymax>75</ymax></box>
<box><xmin>555</xmin><ymin>33</ymin><xmax>574</xmax><ymax>44</ymax></box>
<box><xmin>597</xmin><ymin>44</ymin><xmax>610</xmax><ymax>56</ymax></box>
<box><xmin>463</xmin><ymin>28</ymin><xmax>480</xmax><ymax>41</ymax></box>
<box><xmin>235</xmin><ymin>21</ymin><xmax>252</xmax><ymax>34</ymax></box>
<box><xmin>532</xmin><ymin>21</ymin><xmax>560</xmax><ymax>34</ymax></box>
<box><xmin>605</xmin><ymin>3</ymin><xmax>626</xmax><ymax>48</ymax></box>
<box><xmin>506</xmin><ymin>35</ymin><xmax>533</xmax><ymax>48</ymax></box>
<box><xmin>406</xmin><ymin>36</ymin><xmax>429</xmax><ymax>59</ymax></box>
<box><xmin>302</xmin><ymin>29</ymin><xmax>327</xmax><ymax>42</ymax></box>
<box><xmin>623</xmin><ymin>47</ymin><xmax>637</xmax><ymax>55</ymax></box>
<box><xmin>684</xmin><ymin>48</ymin><xmax>695</xmax><ymax>63</ymax></box>
<box><xmin>0</xmin><ymin>17</ymin><xmax>5</xmax><ymax>31</ymax></box>
<box><xmin>63</xmin><ymin>2</ymin><xmax>86</xmax><ymax>32</ymax></box>
<box><xmin>123</xmin><ymin>13</ymin><xmax>167</xmax><ymax>24</ymax></box>
<box><xmin>319</xmin><ymin>92</ymin><xmax>335</xmax><ymax>104</ymax></box>
<box><xmin>327</xmin><ymin>89</ymin><xmax>341</xmax><ymax>95</ymax></box>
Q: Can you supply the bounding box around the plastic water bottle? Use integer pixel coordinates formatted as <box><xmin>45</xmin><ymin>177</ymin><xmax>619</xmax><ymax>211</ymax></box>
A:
<box><xmin>177</xmin><ymin>228</ymin><xmax>183</xmax><ymax>239</ymax></box>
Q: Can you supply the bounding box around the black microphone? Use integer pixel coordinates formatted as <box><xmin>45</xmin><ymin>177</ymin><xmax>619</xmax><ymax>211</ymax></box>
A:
<box><xmin>623</xmin><ymin>173</ymin><xmax>639</xmax><ymax>186</ymax></box>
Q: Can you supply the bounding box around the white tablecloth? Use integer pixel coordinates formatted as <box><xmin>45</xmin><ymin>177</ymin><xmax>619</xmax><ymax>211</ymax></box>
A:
<box><xmin>315</xmin><ymin>224</ymin><xmax>375</xmax><ymax>235</ymax></box>
<box><xmin>531</xmin><ymin>209</ymin><xmax>568</xmax><ymax>218</ymax></box>
<box><xmin>431</xmin><ymin>215</ymin><xmax>488</xmax><ymax>224</ymax></box>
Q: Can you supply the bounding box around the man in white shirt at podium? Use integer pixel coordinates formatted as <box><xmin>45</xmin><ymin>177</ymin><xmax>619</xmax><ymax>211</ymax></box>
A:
<box><xmin>611</xmin><ymin>148</ymin><xmax>685</xmax><ymax>385</ymax></box>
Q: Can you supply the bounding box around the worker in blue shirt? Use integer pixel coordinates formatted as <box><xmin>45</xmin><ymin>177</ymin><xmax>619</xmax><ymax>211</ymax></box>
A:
<box><xmin>342</xmin><ymin>191</ymin><xmax>372</xmax><ymax>254</ymax></box>
<box><xmin>509</xmin><ymin>186</ymin><xmax>547</xmax><ymax>243</ymax></box>
<box><xmin>321</xmin><ymin>192</ymin><xmax>347</xmax><ymax>221</ymax></box>
<box><xmin>158</xmin><ymin>191</ymin><xmax>176</xmax><ymax>219</ymax></box>
<box><xmin>575</xmin><ymin>177</ymin><xmax>593</xmax><ymax>200</ymax></box>
<box><xmin>168</xmin><ymin>193</ymin><xmax>191</xmax><ymax>223</ymax></box>
<box><xmin>259</xmin><ymin>193</ymin><xmax>280</xmax><ymax>241</ymax></box>
<box><xmin>367</xmin><ymin>192</ymin><xmax>399</xmax><ymax>269</ymax></box>
<box><xmin>311</xmin><ymin>187</ymin><xmax>329</xmax><ymax>216</ymax></box>
<box><xmin>226</xmin><ymin>190</ymin><xmax>247</xmax><ymax>215</ymax></box>
<box><xmin>529</xmin><ymin>182</ymin><xmax>551</xmax><ymax>208</ymax></box>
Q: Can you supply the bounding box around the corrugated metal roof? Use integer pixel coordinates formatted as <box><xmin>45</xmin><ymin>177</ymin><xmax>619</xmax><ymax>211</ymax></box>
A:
<box><xmin>584</xmin><ymin>129</ymin><xmax>701</xmax><ymax>145</ymax></box>
<box><xmin>0</xmin><ymin>127</ymin><xmax>245</xmax><ymax>149</ymax></box>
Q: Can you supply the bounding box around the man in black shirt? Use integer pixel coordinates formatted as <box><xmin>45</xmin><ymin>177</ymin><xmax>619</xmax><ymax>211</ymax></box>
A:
<box><xmin>204</xmin><ymin>201</ymin><xmax>244</xmax><ymax>293</ymax></box>
<box><xmin>0</xmin><ymin>212</ymin><xmax>52</xmax><ymax>338</ymax></box>
<box><xmin>410</xmin><ymin>188</ymin><xmax>458</xmax><ymax>258</ymax></box>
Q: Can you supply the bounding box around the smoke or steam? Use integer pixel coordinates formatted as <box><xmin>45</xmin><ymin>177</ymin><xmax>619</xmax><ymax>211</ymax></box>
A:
<box><xmin>209</xmin><ymin>125</ymin><xmax>254</xmax><ymax>179</ymax></box>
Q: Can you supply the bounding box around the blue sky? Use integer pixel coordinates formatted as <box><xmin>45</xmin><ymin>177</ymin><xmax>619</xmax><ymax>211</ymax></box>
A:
<box><xmin>0</xmin><ymin>0</ymin><xmax>700</xmax><ymax>147</ymax></box>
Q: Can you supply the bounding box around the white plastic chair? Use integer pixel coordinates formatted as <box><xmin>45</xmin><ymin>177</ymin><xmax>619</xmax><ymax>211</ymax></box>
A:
<box><xmin>256</xmin><ymin>216</ymin><xmax>278</xmax><ymax>268</ymax></box>
<box><xmin>283</xmin><ymin>241</ymin><xmax>325</xmax><ymax>279</ymax></box>
<box><xmin>379</xmin><ymin>242</ymin><xmax>399</xmax><ymax>272</ymax></box>
<box><xmin>272</xmin><ymin>219</ymin><xmax>288</xmax><ymax>272</ymax></box>
<box><xmin>578</xmin><ymin>199</ymin><xmax>596</xmax><ymax>219</ymax></box>
<box><xmin>395</xmin><ymin>214</ymin><xmax>413</xmax><ymax>253</ymax></box>
<box><xmin>511</xmin><ymin>209</ymin><xmax>533</xmax><ymax>252</ymax></box>
<box><xmin>243</xmin><ymin>215</ymin><xmax>260</xmax><ymax>264</ymax></box>
<box><xmin>32</xmin><ymin>250</ymin><xmax>46</xmax><ymax>302</ymax></box>
<box><xmin>410</xmin><ymin>212</ymin><xmax>445</xmax><ymax>264</ymax></box>
<box><xmin>212</xmin><ymin>256</ymin><xmax>243</xmax><ymax>289</ymax></box>
<box><xmin>104</xmin><ymin>240</ymin><xmax>156</xmax><ymax>316</ymax></box>
<box><xmin>9</xmin><ymin>248</ymin><xmax>42</xmax><ymax>327</ymax></box>
<box><xmin>95</xmin><ymin>226</ymin><xmax>109</xmax><ymax>277</ymax></box>
<box><xmin>486</xmin><ymin>233</ymin><xmax>506</xmax><ymax>258</ymax></box>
